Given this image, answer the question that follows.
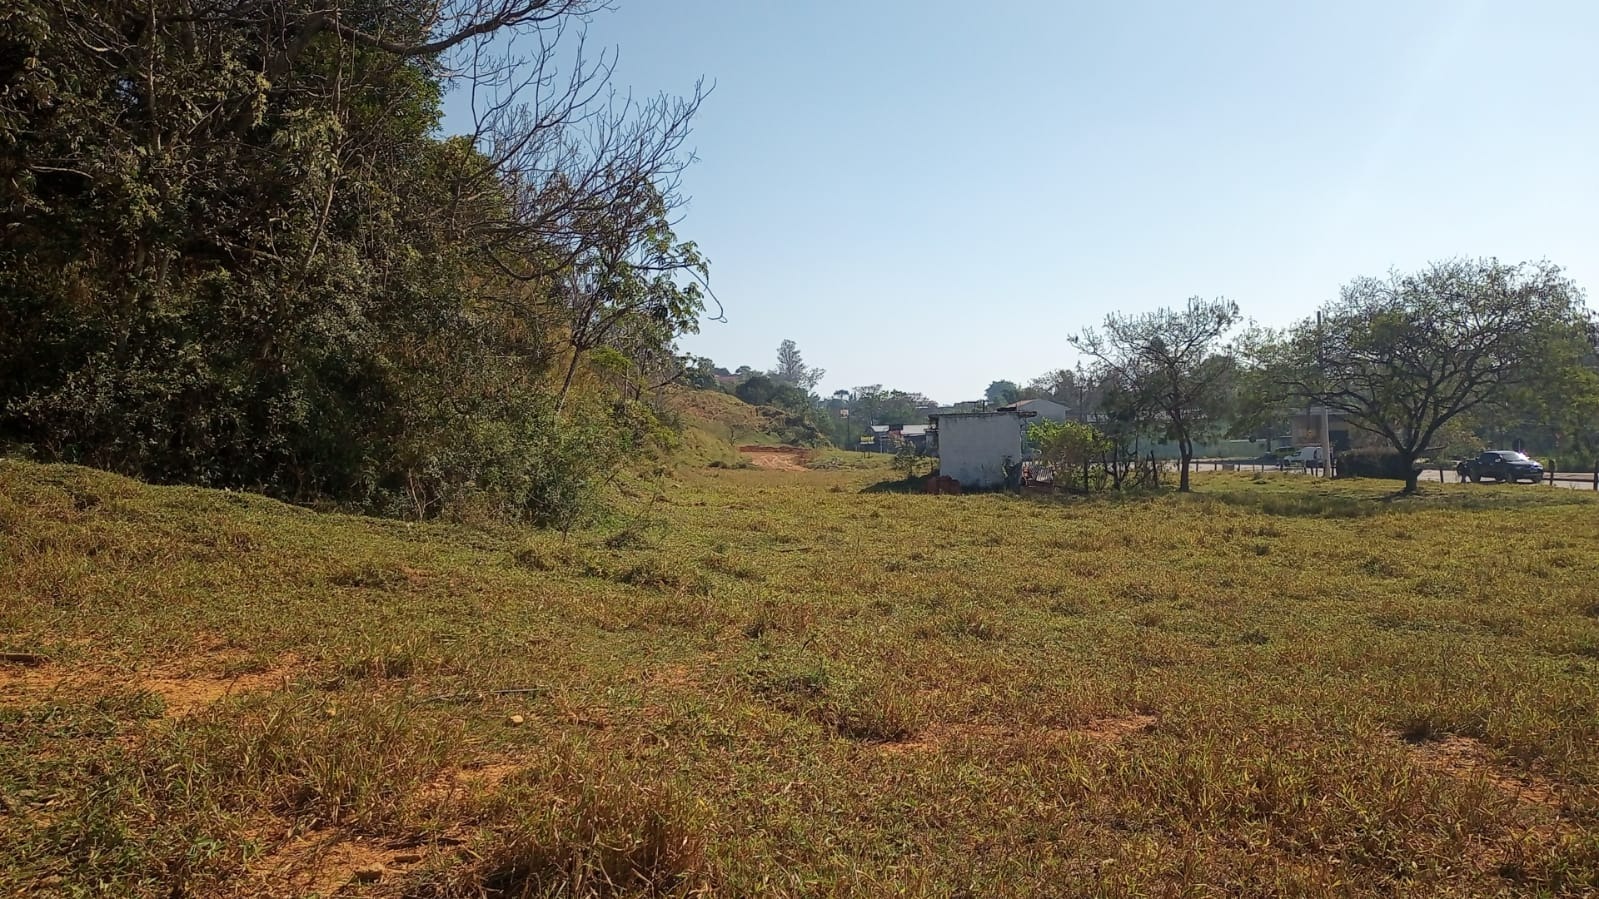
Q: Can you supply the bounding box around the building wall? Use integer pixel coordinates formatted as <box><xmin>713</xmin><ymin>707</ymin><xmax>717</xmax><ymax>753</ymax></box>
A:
<box><xmin>1016</xmin><ymin>399</ymin><xmax>1069</xmax><ymax>423</ymax></box>
<box><xmin>934</xmin><ymin>413</ymin><xmax>1023</xmax><ymax>489</ymax></box>
<box><xmin>1291</xmin><ymin>410</ymin><xmax>1353</xmax><ymax>451</ymax></box>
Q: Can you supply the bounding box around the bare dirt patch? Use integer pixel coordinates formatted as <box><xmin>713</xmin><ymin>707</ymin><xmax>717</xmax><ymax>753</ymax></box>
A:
<box><xmin>244</xmin><ymin>832</ymin><xmax>429</xmax><ymax>897</ymax></box>
<box><xmin>0</xmin><ymin>653</ymin><xmax>300</xmax><ymax>716</ymax></box>
<box><xmin>1404</xmin><ymin>734</ymin><xmax>1560</xmax><ymax>807</ymax></box>
<box><xmin>649</xmin><ymin>664</ymin><xmax>698</xmax><ymax>690</ymax></box>
<box><xmin>0</xmin><ymin>660</ymin><xmax>67</xmax><ymax>695</ymax></box>
<box><xmin>643</xmin><ymin>652</ymin><xmax>719</xmax><ymax>692</ymax></box>
<box><xmin>141</xmin><ymin>665</ymin><xmax>297</xmax><ymax>716</ymax></box>
<box><xmin>458</xmin><ymin>761</ymin><xmax>522</xmax><ymax>789</ymax></box>
<box><xmin>416</xmin><ymin>759</ymin><xmax>524</xmax><ymax>806</ymax></box>
<box><xmin>1080</xmin><ymin>713</ymin><xmax>1158</xmax><ymax>742</ymax></box>
<box><xmin>738</xmin><ymin>445</ymin><xmax>810</xmax><ymax>471</ymax></box>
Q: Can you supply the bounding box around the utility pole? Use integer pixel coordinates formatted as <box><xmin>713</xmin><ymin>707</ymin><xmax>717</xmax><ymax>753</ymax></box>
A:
<box><xmin>1317</xmin><ymin>311</ymin><xmax>1333</xmax><ymax>479</ymax></box>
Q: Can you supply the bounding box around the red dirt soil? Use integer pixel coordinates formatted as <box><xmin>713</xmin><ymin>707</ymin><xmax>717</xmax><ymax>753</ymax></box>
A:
<box><xmin>737</xmin><ymin>445</ymin><xmax>810</xmax><ymax>471</ymax></box>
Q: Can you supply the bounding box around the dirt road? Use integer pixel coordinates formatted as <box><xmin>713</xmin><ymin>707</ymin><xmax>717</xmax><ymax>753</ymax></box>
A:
<box><xmin>738</xmin><ymin>445</ymin><xmax>809</xmax><ymax>471</ymax></box>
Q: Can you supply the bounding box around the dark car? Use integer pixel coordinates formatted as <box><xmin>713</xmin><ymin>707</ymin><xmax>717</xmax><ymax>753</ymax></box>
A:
<box><xmin>1456</xmin><ymin>450</ymin><xmax>1545</xmax><ymax>484</ymax></box>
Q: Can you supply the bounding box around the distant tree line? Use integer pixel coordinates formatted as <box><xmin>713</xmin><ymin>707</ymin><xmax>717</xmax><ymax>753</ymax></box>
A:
<box><xmin>686</xmin><ymin>339</ymin><xmax>936</xmax><ymax>449</ymax></box>
<box><xmin>1011</xmin><ymin>259</ymin><xmax>1596</xmax><ymax>493</ymax></box>
<box><xmin>697</xmin><ymin>268</ymin><xmax>1597</xmax><ymax>492</ymax></box>
<box><xmin>681</xmin><ymin>255</ymin><xmax>1592</xmax><ymax>492</ymax></box>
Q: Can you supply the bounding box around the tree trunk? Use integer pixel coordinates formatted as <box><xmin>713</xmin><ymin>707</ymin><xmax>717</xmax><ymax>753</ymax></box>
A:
<box><xmin>1178</xmin><ymin>437</ymin><xmax>1193</xmax><ymax>492</ymax></box>
<box><xmin>555</xmin><ymin>347</ymin><xmax>581</xmax><ymax>416</ymax></box>
<box><xmin>1402</xmin><ymin>454</ymin><xmax>1421</xmax><ymax>493</ymax></box>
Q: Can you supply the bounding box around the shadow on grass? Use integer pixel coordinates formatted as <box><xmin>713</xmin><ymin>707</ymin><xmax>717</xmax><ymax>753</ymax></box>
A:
<box><xmin>1202</xmin><ymin>490</ymin><xmax>1382</xmax><ymax>519</ymax></box>
<box><xmin>863</xmin><ymin>478</ymin><xmax>1178</xmax><ymax>503</ymax></box>
<box><xmin>860</xmin><ymin>471</ymin><xmax>1596</xmax><ymax>513</ymax></box>
<box><xmin>859</xmin><ymin>478</ymin><xmax>929</xmax><ymax>494</ymax></box>
<box><xmin>1199</xmin><ymin>478</ymin><xmax>1595</xmax><ymax>518</ymax></box>
<box><xmin>1016</xmin><ymin>486</ymin><xmax>1174</xmax><ymax>508</ymax></box>
<box><xmin>859</xmin><ymin>477</ymin><xmax>1031</xmax><ymax>495</ymax></box>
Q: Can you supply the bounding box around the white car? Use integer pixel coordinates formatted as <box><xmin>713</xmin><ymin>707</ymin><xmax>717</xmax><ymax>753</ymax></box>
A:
<box><xmin>1288</xmin><ymin>446</ymin><xmax>1327</xmax><ymax>469</ymax></box>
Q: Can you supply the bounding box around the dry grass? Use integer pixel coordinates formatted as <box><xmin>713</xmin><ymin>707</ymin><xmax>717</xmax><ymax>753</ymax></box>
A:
<box><xmin>3</xmin><ymin>458</ymin><xmax>1599</xmax><ymax>896</ymax></box>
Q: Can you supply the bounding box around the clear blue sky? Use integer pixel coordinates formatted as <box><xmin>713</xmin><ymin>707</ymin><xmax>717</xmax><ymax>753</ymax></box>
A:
<box><xmin>442</xmin><ymin>1</ymin><xmax>1599</xmax><ymax>404</ymax></box>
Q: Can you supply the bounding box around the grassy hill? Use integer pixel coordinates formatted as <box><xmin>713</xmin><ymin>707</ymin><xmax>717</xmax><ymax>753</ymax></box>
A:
<box><xmin>659</xmin><ymin>387</ymin><xmax>772</xmax><ymax>467</ymax></box>
<box><xmin>659</xmin><ymin>388</ymin><xmax>827</xmax><ymax>468</ymax></box>
<box><xmin>3</xmin><ymin>459</ymin><xmax>1598</xmax><ymax>896</ymax></box>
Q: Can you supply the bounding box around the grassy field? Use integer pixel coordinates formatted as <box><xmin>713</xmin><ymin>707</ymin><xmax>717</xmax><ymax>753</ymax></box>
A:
<box><xmin>3</xmin><ymin>456</ymin><xmax>1599</xmax><ymax>897</ymax></box>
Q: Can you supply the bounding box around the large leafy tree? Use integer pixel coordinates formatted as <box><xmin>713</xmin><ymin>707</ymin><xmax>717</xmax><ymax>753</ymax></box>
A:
<box><xmin>553</xmin><ymin>185</ymin><xmax>706</xmax><ymax>411</ymax></box>
<box><xmin>0</xmin><ymin>0</ymin><xmax>706</xmax><ymax>523</ymax></box>
<box><xmin>1071</xmin><ymin>298</ymin><xmax>1239</xmax><ymax>491</ymax></box>
<box><xmin>1256</xmin><ymin>259</ymin><xmax>1592</xmax><ymax>493</ymax></box>
<box><xmin>985</xmin><ymin>380</ymin><xmax>1020</xmax><ymax>405</ymax></box>
<box><xmin>734</xmin><ymin>374</ymin><xmax>810</xmax><ymax>413</ymax></box>
<box><xmin>1025</xmin><ymin>368</ymin><xmax>1079</xmax><ymax>405</ymax></box>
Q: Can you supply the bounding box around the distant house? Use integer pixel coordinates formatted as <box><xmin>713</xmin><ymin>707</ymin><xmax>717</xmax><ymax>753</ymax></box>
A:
<box><xmin>861</xmin><ymin>423</ymin><xmax>931</xmax><ymax>453</ymax></box>
<box><xmin>928</xmin><ymin>411</ymin><xmax>1024</xmax><ymax>490</ymax></box>
<box><xmin>898</xmin><ymin>424</ymin><xmax>930</xmax><ymax>452</ymax></box>
<box><xmin>861</xmin><ymin>424</ymin><xmax>892</xmax><ymax>451</ymax></box>
<box><xmin>1290</xmin><ymin>406</ymin><xmax>1352</xmax><ymax>451</ymax></box>
<box><xmin>996</xmin><ymin>397</ymin><xmax>1069</xmax><ymax>423</ymax></box>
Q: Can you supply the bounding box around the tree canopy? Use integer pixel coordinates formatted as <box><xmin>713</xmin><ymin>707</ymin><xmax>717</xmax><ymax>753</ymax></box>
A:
<box><xmin>1071</xmin><ymin>298</ymin><xmax>1239</xmax><ymax>491</ymax></box>
<box><xmin>985</xmin><ymin>380</ymin><xmax>1020</xmax><ymax>405</ymax></box>
<box><xmin>0</xmin><ymin>0</ymin><xmax>706</xmax><ymax>524</ymax></box>
<box><xmin>1253</xmin><ymin>258</ymin><xmax>1593</xmax><ymax>492</ymax></box>
<box><xmin>850</xmin><ymin>386</ymin><xmax>931</xmax><ymax>427</ymax></box>
<box><xmin>734</xmin><ymin>375</ymin><xmax>810</xmax><ymax>413</ymax></box>
<box><xmin>770</xmin><ymin>339</ymin><xmax>824</xmax><ymax>391</ymax></box>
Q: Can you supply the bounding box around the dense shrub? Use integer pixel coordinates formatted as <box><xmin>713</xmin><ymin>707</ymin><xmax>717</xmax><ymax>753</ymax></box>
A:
<box><xmin>0</xmin><ymin>0</ymin><xmax>701</xmax><ymax>525</ymax></box>
<box><xmin>756</xmin><ymin>406</ymin><xmax>827</xmax><ymax>447</ymax></box>
<box><xmin>1336</xmin><ymin>448</ymin><xmax>1415</xmax><ymax>481</ymax></box>
<box><xmin>1546</xmin><ymin>455</ymin><xmax>1599</xmax><ymax>474</ymax></box>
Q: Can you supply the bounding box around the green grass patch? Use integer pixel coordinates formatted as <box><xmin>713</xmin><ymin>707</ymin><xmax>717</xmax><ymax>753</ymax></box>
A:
<box><xmin>3</xmin><ymin>459</ymin><xmax>1598</xmax><ymax>895</ymax></box>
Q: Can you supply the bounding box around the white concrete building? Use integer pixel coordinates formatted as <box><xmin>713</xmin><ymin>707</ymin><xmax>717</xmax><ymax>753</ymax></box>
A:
<box><xmin>929</xmin><ymin>411</ymin><xmax>1024</xmax><ymax>490</ymax></box>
